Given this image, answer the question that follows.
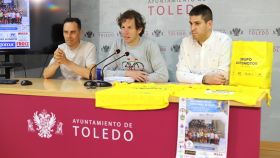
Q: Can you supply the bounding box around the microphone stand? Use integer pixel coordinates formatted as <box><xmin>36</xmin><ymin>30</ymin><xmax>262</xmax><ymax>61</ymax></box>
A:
<box><xmin>84</xmin><ymin>49</ymin><xmax>120</xmax><ymax>88</ymax></box>
<box><xmin>89</xmin><ymin>49</ymin><xmax>120</xmax><ymax>80</ymax></box>
<box><xmin>85</xmin><ymin>52</ymin><xmax>129</xmax><ymax>88</ymax></box>
<box><xmin>101</xmin><ymin>52</ymin><xmax>130</xmax><ymax>81</ymax></box>
<box><xmin>88</xmin><ymin>53</ymin><xmax>128</xmax><ymax>86</ymax></box>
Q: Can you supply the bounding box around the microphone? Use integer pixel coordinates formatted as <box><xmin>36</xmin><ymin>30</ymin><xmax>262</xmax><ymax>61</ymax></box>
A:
<box><xmin>88</xmin><ymin>49</ymin><xmax>120</xmax><ymax>80</ymax></box>
<box><xmin>101</xmin><ymin>52</ymin><xmax>130</xmax><ymax>81</ymax></box>
<box><xmin>84</xmin><ymin>49</ymin><xmax>120</xmax><ymax>89</ymax></box>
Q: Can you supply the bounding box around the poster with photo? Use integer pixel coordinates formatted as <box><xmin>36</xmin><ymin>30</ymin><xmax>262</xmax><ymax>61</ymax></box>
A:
<box><xmin>0</xmin><ymin>0</ymin><xmax>30</xmax><ymax>49</ymax></box>
<box><xmin>176</xmin><ymin>98</ymin><xmax>230</xmax><ymax>158</ymax></box>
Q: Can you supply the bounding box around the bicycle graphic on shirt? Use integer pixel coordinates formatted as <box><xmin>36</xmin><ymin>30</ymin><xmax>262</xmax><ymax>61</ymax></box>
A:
<box><xmin>122</xmin><ymin>59</ymin><xmax>144</xmax><ymax>71</ymax></box>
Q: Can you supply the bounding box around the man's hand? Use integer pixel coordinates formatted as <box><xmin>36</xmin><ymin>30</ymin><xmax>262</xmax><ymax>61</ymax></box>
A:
<box><xmin>203</xmin><ymin>73</ymin><xmax>226</xmax><ymax>85</ymax></box>
<box><xmin>54</xmin><ymin>48</ymin><xmax>70</xmax><ymax>65</ymax></box>
<box><xmin>126</xmin><ymin>71</ymin><xmax>148</xmax><ymax>82</ymax></box>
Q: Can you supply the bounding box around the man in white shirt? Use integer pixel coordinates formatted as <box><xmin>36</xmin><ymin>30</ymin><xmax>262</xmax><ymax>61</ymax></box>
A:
<box><xmin>43</xmin><ymin>18</ymin><xmax>97</xmax><ymax>80</ymax></box>
<box><xmin>176</xmin><ymin>4</ymin><xmax>232</xmax><ymax>85</ymax></box>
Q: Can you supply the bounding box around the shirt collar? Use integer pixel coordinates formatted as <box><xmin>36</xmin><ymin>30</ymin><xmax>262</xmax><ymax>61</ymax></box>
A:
<box><xmin>68</xmin><ymin>40</ymin><xmax>82</xmax><ymax>52</ymax></box>
<box><xmin>192</xmin><ymin>31</ymin><xmax>215</xmax><ymax>47</ymax></box>
<box><xmin>203</xmin><ymin>31</ymin><xmax>215</xmax><ymax>47</ymax></box>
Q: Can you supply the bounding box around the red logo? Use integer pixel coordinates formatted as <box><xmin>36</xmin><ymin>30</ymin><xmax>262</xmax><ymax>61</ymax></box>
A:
<box><xmin>17</xmin><ymin>42</ymin><xmax>29</xmax><ymax>47</ymax></box>
<box><xmin>18</xmin><ymin>32</ymin><xmax>28</xmax><ymax>35</ymax></box>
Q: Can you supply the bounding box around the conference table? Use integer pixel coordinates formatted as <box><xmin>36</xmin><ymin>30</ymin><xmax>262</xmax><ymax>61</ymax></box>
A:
<box><xmin>0</xmin><ymin>78</ymin><xmax>264</xmax><ymax>158</ymax></box>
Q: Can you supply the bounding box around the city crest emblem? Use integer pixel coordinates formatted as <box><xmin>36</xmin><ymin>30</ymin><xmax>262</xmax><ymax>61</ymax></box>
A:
<box><xmin>152</xmin><ymin>29</ymin><xmax>163</xmax><ymax>37</ymax></box>
<box><xmin>273</xmin><ymin>27</ymin><xmax>280</xmax><ymax>36</ymax></box>
<box><xmin>230</xmin><ymin>28</ymin><xmax>243</xmax><ymax>36</ymax></box>
<box><xmin>27</xmin><ymin>109</ymin><xmax>63</xmax><ymax>139</ymax></box>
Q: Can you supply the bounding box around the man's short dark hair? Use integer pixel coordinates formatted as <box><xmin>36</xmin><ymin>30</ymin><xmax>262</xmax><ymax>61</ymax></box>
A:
<box><xmin>189</xmin><ymin>4</ymin><xmax>213</xmax><ymax>22</ymax></box>
<box><xmin>63</xmin><ymin>17</ymin><xmax>81</xmax><ymax>30</ymax></box>
<box><xmin>117</xmin><ymin>10</ymin><xmax>146</xmax><ymax>36</ymax></box>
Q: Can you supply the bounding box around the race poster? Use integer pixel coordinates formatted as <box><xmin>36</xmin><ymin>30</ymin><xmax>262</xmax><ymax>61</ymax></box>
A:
<box><xmin>176</xmin><ymin>98</ymin><xmax>230</xmax><ymax>158</ymax></box>
<box><xmin>0</xmin><ymin>0</ymin><xmax>30</xmax><ymax>49</ymax></box>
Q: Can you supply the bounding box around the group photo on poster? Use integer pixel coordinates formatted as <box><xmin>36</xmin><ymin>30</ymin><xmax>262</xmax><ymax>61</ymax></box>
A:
<box><xmin>0</xmin><ymin>0</ymin><xmax>30</xmax><ymax>49</ymax></box>
<box><xmin>176</xmin><ymin>98</ymin><xmax>230</xmax><ymax>158</ymax></box>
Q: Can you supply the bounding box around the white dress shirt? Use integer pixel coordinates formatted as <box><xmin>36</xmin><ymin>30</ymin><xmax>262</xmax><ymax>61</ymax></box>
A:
<box><xmin>176</xmin><ymin>31</ymin><xmax>232</xmax><ymax>83</ymax></box>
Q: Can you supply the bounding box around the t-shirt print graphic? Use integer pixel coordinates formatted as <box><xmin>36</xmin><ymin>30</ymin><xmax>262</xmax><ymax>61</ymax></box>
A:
<box><xmin>122</xmin><ymin>57</ymin><xmax>144</xmax><ymax>71</ymax></box>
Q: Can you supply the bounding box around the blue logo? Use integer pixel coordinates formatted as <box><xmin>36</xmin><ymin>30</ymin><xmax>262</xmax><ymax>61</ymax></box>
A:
<box><xmin>0</xmin><ymin>42</ymin><xmax>16</xmax><ymax>48</ymax></box>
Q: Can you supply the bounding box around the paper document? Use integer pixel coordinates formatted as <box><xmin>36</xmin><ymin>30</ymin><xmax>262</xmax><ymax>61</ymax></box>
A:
<box><xmin>104</xmin><ymin>76</ymin><xmax>134</xmax><ymax>83</ymax></box>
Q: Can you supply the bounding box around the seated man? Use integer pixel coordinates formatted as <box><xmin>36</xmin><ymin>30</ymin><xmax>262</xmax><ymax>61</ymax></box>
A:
<box><xmin>43</xmin><ymin>17</ymin><xmax>97</xmax><ymax>80</ymax></box>
<box><xmin>176</xmin><ymin>4</ymin><xmax>232</xmax><ymax>85</ymax></box>
<box><xmin>103</xmin><ymin>10</ymin><xmax>169</xmax><ymax>83</ymax></box>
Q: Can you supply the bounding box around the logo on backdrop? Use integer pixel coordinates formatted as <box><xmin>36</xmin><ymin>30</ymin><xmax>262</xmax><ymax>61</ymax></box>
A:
<box><xmin>248</xmin><ymin>28</ymin><xmax>269</xmax><ymax>36</ymax></box>
<box><xmin>147</xmin><ymin>0</ymin><xmax>196</xmax><ymax>16</ymax></box>
<box><xmin>27</xmin><ymin>109</ymin><xmax>63</xmax><ymax>139</ymax></box>
<box><xmin>171</xmin><ymin>44</ymin><xmax>180</xmax><ymax>53</ymax></box>
<box><xmin>101</xmin><ymin>45</ymin><xmax>111</xmax><ymax>53</ymax></box>
<box><xmin>273</xmin><ymin>28</ymin><xmax>280</xmax><ymax>36</ymax></box>
<box><xmin>230</xmin><ymin>28</ymin><xmax>244</xmax><ymax>36</ymax></box>
<box><xmin>168</xmin><ymin>30</ymin><xmax>187</xmax><ymax>37</ymax></box>
<box><xmin>99</xmin><ymin>32</ymin><xmax>114</xmax><ymax>38</ymax></box>
<box><xmin>84</xmin><ymin>30</ymin><xmax>94</xmax><ymax>38</ymax></box>
<box><xmin>152</xmin><ymin>29</ymin><xmax>163</xmax><ymax>37</ymax></box>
